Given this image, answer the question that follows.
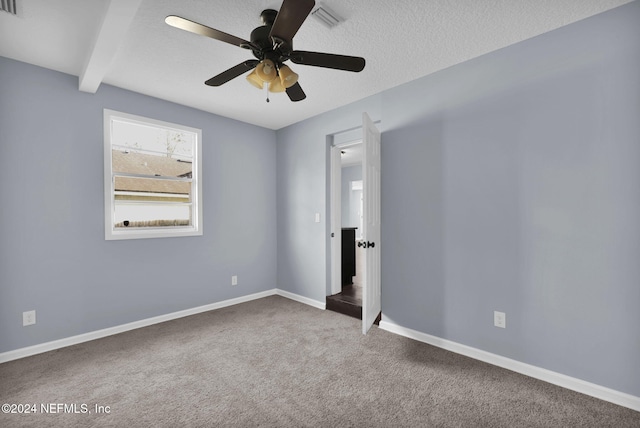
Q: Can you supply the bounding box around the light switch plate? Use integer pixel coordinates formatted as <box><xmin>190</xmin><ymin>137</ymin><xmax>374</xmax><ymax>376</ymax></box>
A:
<box><xmin>494</xmin><ymin>311</ymin><xmax>506</xmax><ymax>328</ymax></box>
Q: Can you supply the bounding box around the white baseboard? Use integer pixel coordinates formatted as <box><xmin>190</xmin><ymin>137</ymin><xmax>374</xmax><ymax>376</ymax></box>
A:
<box><xmin>0</xmin><ymin>289</ymin><xmax>279</xmax><ymax>364</ymax></box>
<box><xmin>3</xmin><ymin>293</ymin><xmax>636</xmax><ymax>412</ymax></box>
<box><xmin>276</xmin><ymin>289</ymin><xmax>326</xmax><ymax>310</ymax></box>
<box><xmin>378</xmin><ymin>319</ymin><xmax>640</xmax><ymax>413</ymax></box>
<box><xmin>0</xmin><ymin>289</ymin><xmax>326</xmax><ymax>364</ymax></box>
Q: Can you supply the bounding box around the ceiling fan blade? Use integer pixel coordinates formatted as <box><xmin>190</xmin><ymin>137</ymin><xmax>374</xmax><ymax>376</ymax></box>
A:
<box><xmin>269</xmin><ymin>0</ymin><xmax>315</xmax><ymax>45</ymax></box>
<box><xmin>165</xmin><ymin>15</ymin><xmax>250</xmax><ymax>48</ymax></box>
<box><xmin>205</xmin><ymin>60</ymin><xmax>260</xmax><ymax>86</ymax></box>
<box><xmin>290</xmin><ymin>51</ymin><xmax>365</xmax><ymax>72</ymax></box>
<box><xmin>286</xmin><ymin>82</ymin><xmax>306</xmax><ymax>102</ymax></box>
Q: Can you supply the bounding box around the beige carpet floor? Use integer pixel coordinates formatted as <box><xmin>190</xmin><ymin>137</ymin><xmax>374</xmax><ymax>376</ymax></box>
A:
<box><xmin>1</xmin><ymin>295</ymin><xmax>638</xmax><ymax>427</ymax></box>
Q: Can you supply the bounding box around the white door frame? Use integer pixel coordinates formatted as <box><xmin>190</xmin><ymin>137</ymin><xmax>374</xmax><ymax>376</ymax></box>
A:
<box><xmin>330</xmin><ymin>145</ymin><xmax>342</xmax><ymax>296</ymax></box>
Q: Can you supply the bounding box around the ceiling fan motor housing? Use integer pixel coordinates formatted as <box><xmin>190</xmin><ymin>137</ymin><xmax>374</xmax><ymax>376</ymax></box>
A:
<box><xmin>250</xmin><ymin>10</ymin><xmax>293</xmax><ymax>66</ymax></box>
<box><xmin>250</xmin><ymin>25</ymin><xmax>272</xmax><ymax>49</ymax></box>
<box><xmin>260</xmin><ymin>9</ymin><xmax>277</xmax><ymax>26</ymax></box>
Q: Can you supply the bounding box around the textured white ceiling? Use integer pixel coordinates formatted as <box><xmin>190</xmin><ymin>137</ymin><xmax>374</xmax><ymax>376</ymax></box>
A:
<box><xmin>0</xmin><ymin>0</ymin><xmax>633</xmax><ymax>129</ymax></box>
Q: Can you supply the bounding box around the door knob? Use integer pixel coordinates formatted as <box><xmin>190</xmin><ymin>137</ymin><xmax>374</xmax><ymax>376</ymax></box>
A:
<box><xmin>366</xmin><ymin>241</ymin><xmax>375</xmax><ymax>248</ymax></box>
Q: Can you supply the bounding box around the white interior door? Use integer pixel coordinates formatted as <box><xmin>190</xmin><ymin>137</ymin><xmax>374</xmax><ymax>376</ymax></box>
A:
<box><xmin>330</xmin><ymin>145</ymin><xmax>342</xmax><ymax>296</ymax></box>
<box><xmin>362</xmin><ymin>112</ymin><xmax>381</xmax><ymax>334</ymax></box>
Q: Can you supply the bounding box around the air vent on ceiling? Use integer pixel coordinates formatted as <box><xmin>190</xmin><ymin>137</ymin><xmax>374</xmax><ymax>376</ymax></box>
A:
<box><xmin>1</xmin><ymin>0</ymin><xmax>17</xmax><ymax>15</ymax></box>
<box><xmin>311</xmin><ymin>5</ymin><xmax>342</xmax><ymax>28</ymax></box>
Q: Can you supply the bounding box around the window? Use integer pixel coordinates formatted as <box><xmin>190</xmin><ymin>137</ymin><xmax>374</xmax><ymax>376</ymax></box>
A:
<box><xmin>104</xmin><ymin>109</ymin><xmax>202</xmax><ymax>240</ymax></box>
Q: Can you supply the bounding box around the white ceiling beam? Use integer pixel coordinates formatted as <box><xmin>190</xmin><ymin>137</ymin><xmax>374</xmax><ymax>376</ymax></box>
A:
<box><xmin>78</xmin><ymin>0</ymin><xmax>143</xmax><ymax>93</ymax></box>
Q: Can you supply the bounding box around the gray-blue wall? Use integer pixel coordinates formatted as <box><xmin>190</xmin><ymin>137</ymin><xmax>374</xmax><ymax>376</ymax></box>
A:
<box><xmin>0</xmin><ymin>57</ymin><xmax>277</xmax><ymax>353</ymax></box>
<box><xmin>276</xmin><ymin>2</ymin><xmax>640</xmax><ymax>396</ymax></box>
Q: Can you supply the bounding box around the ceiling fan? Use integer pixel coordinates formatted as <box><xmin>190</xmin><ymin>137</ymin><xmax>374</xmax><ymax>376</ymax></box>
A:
<box><xmin>165</xmin><ymin>0</ymin><xmax>365</xmax><ymax>102</ymax></box>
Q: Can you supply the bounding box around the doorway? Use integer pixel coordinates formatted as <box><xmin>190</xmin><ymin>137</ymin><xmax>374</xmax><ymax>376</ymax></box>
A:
<box><xmin>326</xmin><ymin>142</ymin><xmax>365</xmax><ymax>320</ymax></box>
<box><xmin>326</xmin><ymin>112</ymin><xmax>382</xmax><ymax>334</ymax></box>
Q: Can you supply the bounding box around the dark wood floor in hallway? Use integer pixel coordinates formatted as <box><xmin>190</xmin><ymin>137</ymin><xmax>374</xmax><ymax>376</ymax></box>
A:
<box><xmin>326</xmin><ymin>283</ymin><xmax>362</xmax><ymax>320</ymax></box>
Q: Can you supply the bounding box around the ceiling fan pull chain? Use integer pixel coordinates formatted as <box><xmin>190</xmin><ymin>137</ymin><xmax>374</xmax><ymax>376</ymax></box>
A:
<box><xmin>265</xmin><ymin>83</ymin><xmax>270</xmax><ymax>103</ymax></box>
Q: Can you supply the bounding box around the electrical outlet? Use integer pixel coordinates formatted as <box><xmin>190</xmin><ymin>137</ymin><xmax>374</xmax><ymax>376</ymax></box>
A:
<box><xmin>231</xmin><ymin>275</ymin><xmax>238</xmax><ymax>286</ymax></box>
<box><xmin>494</xmin><ymin>311</ymin><xmax>506</xmax><ymax>328</ymax></box>
<box><xmin>23</xmin><ymin>310</ymin><xmax>36</xmax><ymax>326</ymax></box>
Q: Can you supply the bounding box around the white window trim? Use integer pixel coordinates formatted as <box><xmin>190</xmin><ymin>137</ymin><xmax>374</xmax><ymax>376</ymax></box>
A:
<box><xmin>103</xmin><ymin>109</ymin><xmax>203</xmax><ymax>240</ymax></box>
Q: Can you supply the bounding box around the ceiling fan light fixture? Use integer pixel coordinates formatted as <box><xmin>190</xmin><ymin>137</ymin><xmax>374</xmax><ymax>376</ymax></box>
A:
<box><xmin>246</xmin><ymin>70</ymin><xmax>264</xmax><ymax>89</ymax></box>
<box><xmin>269</xmin><ymin>78</ymin><xmax>286</xmax><ymax>93</ymax></box>
<box><xmin>256</xmin><ymin>59</ymin><xmax>276</xmax><ymax>82</ymax></box>
<box><xmin>278</xmin><ymin>64</ymin><xmax>299</xmax><ymax>88</ymax></box>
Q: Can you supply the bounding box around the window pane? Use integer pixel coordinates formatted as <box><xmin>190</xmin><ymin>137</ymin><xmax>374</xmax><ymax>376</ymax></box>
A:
<box><xmin>114</xmin><ymin>176</ymin><xmax>192</xmax><ymax>228</ymax></box>
<box><xmin>111</xmin><ymin>118</ymin><xmax>194</xmax><ymax>176</ymax></box>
